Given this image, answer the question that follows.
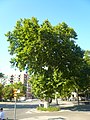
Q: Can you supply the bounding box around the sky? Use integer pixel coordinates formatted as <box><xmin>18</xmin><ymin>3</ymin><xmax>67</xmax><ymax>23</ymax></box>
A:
<box><xmin>0</xmin><ymin>0</ymin><xmax>90</xmax><ymax>75</ymax></box>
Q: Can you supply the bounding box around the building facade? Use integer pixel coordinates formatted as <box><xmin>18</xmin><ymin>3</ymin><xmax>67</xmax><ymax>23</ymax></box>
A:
<box><xmin>0</xmin><ymin>72</ymin><xmax>32</xmax><ymax>99</ymax></box>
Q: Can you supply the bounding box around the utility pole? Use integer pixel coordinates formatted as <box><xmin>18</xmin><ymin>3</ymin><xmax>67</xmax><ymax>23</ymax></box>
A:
<box><xmin>14</xmin><ymin>89</ymin><xmax>17</xmax><ymax>120</ymax></box>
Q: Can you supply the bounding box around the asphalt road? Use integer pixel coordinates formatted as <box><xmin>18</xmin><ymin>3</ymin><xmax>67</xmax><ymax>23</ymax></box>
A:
<box><xmin>0</xmin><ymin>100</ymin><xmax>90</xmax><ymax>120</ymax></box>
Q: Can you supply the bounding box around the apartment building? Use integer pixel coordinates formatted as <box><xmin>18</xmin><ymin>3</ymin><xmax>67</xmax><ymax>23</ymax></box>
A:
<box><xmin>0</xmin><ymin>72</ymin><xmax>32</xmax><ymax>99</ymax></box>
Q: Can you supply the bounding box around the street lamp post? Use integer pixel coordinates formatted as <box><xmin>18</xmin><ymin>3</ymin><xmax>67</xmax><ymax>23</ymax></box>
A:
<box><xmin>14</xmin><ymin>89</ymin><xmax>17</xmax><ymax>120</ymax></box>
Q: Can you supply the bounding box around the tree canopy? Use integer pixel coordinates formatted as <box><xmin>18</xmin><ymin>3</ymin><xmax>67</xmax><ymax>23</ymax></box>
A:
<box><xmin>5</xmin><ymin>17</ymin><xmax>84</xmax><ymax>100</ymax></box>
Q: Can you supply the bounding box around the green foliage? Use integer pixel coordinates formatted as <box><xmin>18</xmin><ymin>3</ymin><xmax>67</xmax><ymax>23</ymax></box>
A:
<box><xmin>76</xmin><ymin>50</ymin><xmax>90</xmax><ymax>92</ymax></box>
<box><xmin>2</xmin><ymin>84</ymin><xmax>13</xmax><ymax>101</ymax></box>
<box><xmin>37</xmin><ymin>106</ymin><xmax>60</xmax><ymax>111</ymax></box>
<box><xmin>5</xmin><ymin>17</ymin><xmax>82</xmax><ymax>73</ymax></box>
<box><xmin>2</xmin><ymin>82</ymin><xmax>26</xmax><ymax>101</ymax></box>
<box><xmin>0</xmin><ymin>73</ymin><xmax>4</xmax><ymax>78</ymax></box>
<box><xmin>84</xmin><ymin>50</ymin><xmax>90</xmax><ymax>66</ymax></box>
<box><xmin>52</xmin><ymin>69</ymin><xmax>78</xmax><ymax>98</ymax></box>
<box><xmin>13</xmin><ymin>82</ymin><xmax>26</xmax><ymax>99</ymax></box>
<box><xmin>0</xmin><ymin>83</ymin><xmax>4</xmax><ymax>100</ymax></box>
<box><xmin>30</xmin><ymin>73</ymin><xmax>54</xmax><ymax>100</ymax></box>
<box><xmin>5</xmin><ymin>17</ymin><xmax>84</xmax><ymax>100</ymax></box>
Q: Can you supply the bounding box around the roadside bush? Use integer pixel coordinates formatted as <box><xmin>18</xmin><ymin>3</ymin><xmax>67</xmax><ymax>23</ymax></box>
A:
<box><xmin>37</xmin><ymin>106</ymin><xmax>60</xmax><ymax>111</ymax></box>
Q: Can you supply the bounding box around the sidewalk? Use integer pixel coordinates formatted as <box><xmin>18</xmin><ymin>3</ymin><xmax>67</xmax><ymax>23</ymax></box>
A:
<box><xmin>19</xmin><ymin>101</ymin><xmax>74</xmax><ymax>120</ymax></box>
<box><xmin>4</xmin><ymin>100</ymin><xmax>89</xmax><ymax>120</ymax></box>
<box><xmin>19</xmin><ymin>101</ymin><xmax>90</xmax><ymax>120</ymax></box>
<box><xmin>20</xmin><ymin>116</ymin><xmax>66</xmax><ymax>120</ymax></box>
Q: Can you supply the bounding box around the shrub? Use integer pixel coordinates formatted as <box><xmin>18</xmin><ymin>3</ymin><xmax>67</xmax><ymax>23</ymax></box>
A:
<box><xmin>37</xmin><ymin>106</ymin><xmax>60</xmax><ymax>111</ymax></box>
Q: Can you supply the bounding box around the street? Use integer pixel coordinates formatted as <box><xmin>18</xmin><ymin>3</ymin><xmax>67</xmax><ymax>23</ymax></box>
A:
<box><xmin>0</xmin><ymin>100</ymin><xmax>90</xmax><ymax>120</ymax></box>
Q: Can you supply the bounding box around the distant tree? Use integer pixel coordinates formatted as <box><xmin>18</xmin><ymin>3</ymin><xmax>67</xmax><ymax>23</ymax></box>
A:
<box><xmin>0</xmin><ymin>73</ymin><xmax>4</xmax><ymax>78</ymax></box>
<box><xmin>0</xmin><ymin>73</ymin><xmax>4</xmax><ymax>100</ymax></box>
<box><xmin>2</xmin><ymin>82</ymin><xmax>26</xmax><ymax>101</ymax></box>
<box><xmin>0</xmin><ymin>83</ymin><xmax>3</xmax><ymax>100</ymax></box>
<box><xmin>70</xmin><ymin>50</ymin><xmax>90</xmax><ymax>104</ymax></box>
<box><xmin>13</xmin><ymin>82</ymin><xmax>26</xmax><ymax>99</ymax></box>
<box><xmin>2</xmin><ymin>84</ymin><xmax>13</xmax><ymax>101</ymax></box>
<box><xmin>84</xmin><ymin>50</ymin><xmax>90</xmax><ymax>65</ymax></box>
<box><xmin>78</xmin><ymin>50</ymin><xmax>90</xmax><ymax>99</ymax></box>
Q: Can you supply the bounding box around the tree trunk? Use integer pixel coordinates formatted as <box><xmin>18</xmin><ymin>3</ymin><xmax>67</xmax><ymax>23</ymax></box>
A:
<box><xmin>77</xmin><ymin>92</ymin><xmax>79</xmax><ymax>105</ymax></box>
<box><xmin>55</xmin><ymin>93</ymin><xmax>58</xmax><ymax>105</ymax></box>
<box><xmin>44</xmin><ymin>101</ymin><xmax>49</xmax><ymax>108</ymax></box>
<box><xmin>55</xmin><ymin>98</ymin><xmax>58</xmax><ymax>105</ymax></box>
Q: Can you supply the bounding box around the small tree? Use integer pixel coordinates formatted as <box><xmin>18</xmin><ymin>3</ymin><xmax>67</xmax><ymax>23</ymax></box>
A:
<box><xmin>13</xmin><ymin>82</ymin><xmax>26</xmax><ymax>99</ymax></box>
<box><xmin>0</xmin><ymin>83</ymin><xmax>4</xmax><ymax>101</ymax></box>
<box><xmin>3</xmin><ymin>84</ymin><xmax>13</xmax><ymax>101</ymax></box>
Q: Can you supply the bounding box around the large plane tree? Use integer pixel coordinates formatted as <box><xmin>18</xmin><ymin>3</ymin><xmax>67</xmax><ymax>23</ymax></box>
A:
<box><xmin>5</xmin><ymin>17</ymin><xmax>84</xmax><ymax>106</ymax></box>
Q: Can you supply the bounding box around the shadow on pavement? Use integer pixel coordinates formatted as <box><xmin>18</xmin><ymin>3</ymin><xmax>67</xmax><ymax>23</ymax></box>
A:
<box><xmin>0</xmin><ymin>103</ymin><xmax>38</xmax><ymax>109</ymax></box>
<box><xmin>1</xmin><ymin>101</ymin><xmax>90</xmax><ymax>112</ymax></box>
<box><xmin>48</xmin><ymin>117</ymin><xmax>65</xmax><ymax>120</ymax></box>
<box><xmin>7</xmin><ymin>119</ymin><xmax>15</xmax><ymax>120</ymax></box>
<box><xmin>7</xmin><ymin>119</ymin><xmax>18</xmax><ymax>120</ymax></box>
<box><xmin>61</xmin><ymin>104</ymin><xmax>90</xmax><ymax>111</ymax></box>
